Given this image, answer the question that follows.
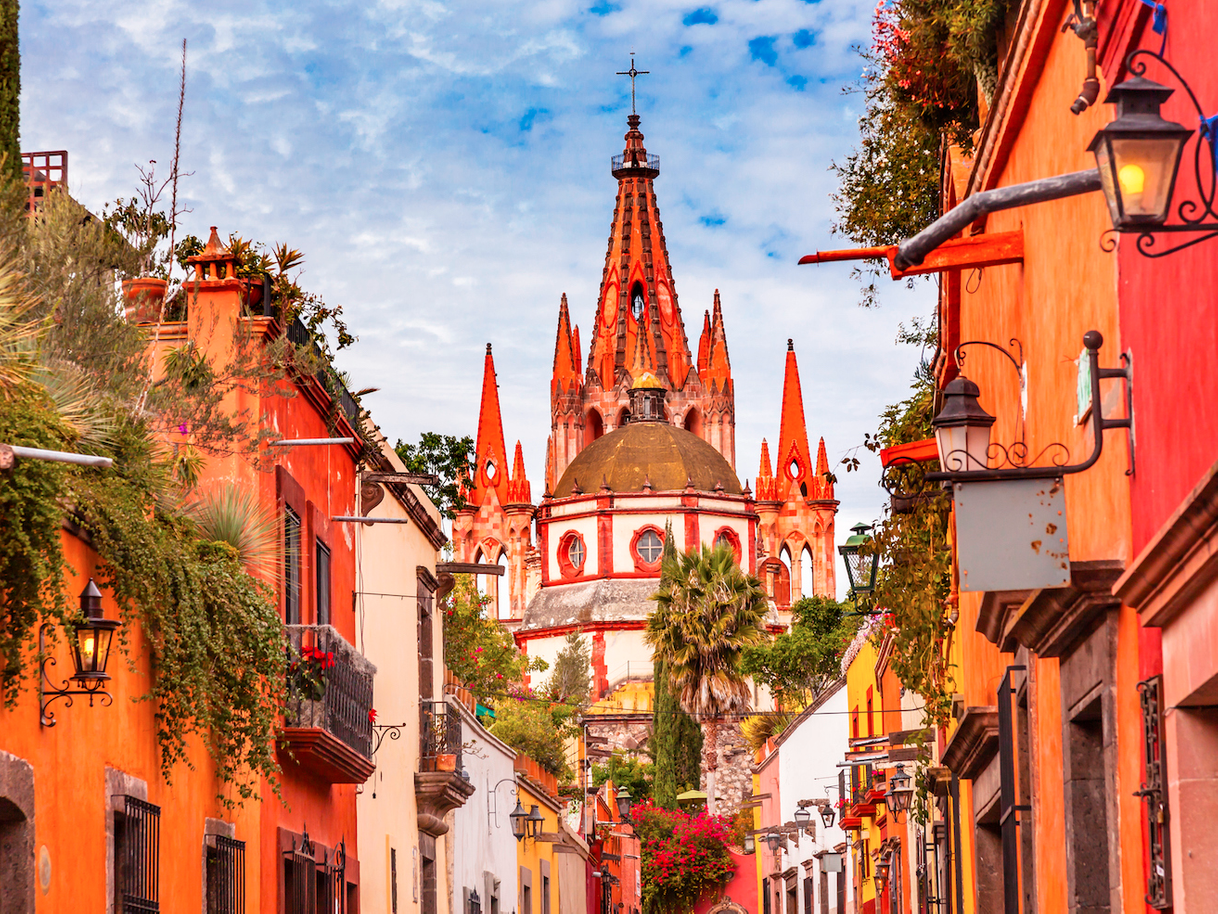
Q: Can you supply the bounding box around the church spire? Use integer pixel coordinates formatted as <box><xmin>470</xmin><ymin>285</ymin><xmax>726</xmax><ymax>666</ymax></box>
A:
<box><xmin>704</xmin><ymin>290</ymin><xmax>732</xmax><ymax>393</ymax></box>
<box><xmin>506</xmin><ymin>440</ymin><xmax>532</xmax><ymax>504</ymax></box>
<box><xmin>587</xmin><ymin>111</ymin><xmax>693</xmax><ymax>391</ymax></box>
<box><xmin>551</xmin><ymin>293</ymin><xmax>580</xmax><ymax>399</ymax></box>
<box><xmin>472</xmin><ymin>343</ymin><xmax>510</xmax><ymax>506</ymax></box>
<box><xmin>775</xmin><ymin>339</ymin><xmax>814</xmax><ymax>501</ymax></box>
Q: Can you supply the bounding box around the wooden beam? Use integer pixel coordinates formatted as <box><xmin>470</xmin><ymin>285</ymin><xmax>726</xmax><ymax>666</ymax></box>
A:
<box><xmin>435</xmin><ymin>562</ymin><xmax>504</xmax><ymax>576</ymax></box>
<box><xmin>798</xmin><ymin>230</ymin><xmax>1024</xmax><ymax>281</ymax></box>
<box><xmin>363</xmin><ymin>472</ymin><xmax>441</xmax><ymax>485</ymax></box>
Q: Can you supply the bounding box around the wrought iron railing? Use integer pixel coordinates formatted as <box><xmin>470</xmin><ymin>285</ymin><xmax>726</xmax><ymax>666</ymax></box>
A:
<box><xmin>283</xmin><ymin>316</ymin><xmax>361</xmax><ymax>429</ymax></box>
<box><xmin>284</xmin><ymin>625</ymin><xmax>376</xmax><ymax>759</ymax></box>
<box><xmin>420</xmin><ymin>700</ymin><xmax>463</xmax><ymax>772</ymax></box>
<box><xmin>611</xmin><ymin>153</ymin><xmax>659</xmax><ymax>172</ymax></box>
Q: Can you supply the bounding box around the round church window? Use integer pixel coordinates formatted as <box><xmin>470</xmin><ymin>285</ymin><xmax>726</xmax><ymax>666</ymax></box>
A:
<box><xmin>635</xmin><ymin>529</ymin><xmax>663</xmax><ymax>564</ymax></box>
<box><xmin>568</xmin><ymin>537</ymin><xmax>585</xmax><ymax>569</ymax></box>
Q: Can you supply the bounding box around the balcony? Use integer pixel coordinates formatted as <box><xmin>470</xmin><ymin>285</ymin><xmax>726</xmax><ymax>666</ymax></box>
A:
<box><xmin>415</xmin><ymin>700</ymin><xmax>475</xmax><ymax>837</ymax></box>
<box><xmin>279</xmin><ymin>625</ymin><xmax>376</xmax><ymax>784</ymax></box>
<box><xmin>610</xmin><ymin>152</ymin><xmax>660</xmax><ymax>177</ymax></box>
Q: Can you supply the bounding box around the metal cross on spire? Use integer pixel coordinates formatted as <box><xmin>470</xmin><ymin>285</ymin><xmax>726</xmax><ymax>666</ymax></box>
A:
<box><xmin>616</xmin><ymin>54</ymin><xmax>649</xmax><ymax>115</ymax></box>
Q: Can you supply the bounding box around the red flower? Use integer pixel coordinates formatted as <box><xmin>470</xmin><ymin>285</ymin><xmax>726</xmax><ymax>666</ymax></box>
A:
<box><xmin>369</xmin><ymin>708</ymin><xmax>378</xmax><ymax>723</ymax></box>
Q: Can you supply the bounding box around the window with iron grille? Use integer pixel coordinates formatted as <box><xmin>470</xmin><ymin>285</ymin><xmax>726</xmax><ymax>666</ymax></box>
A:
<box><xmin>285</xmin><ymin>508</ymin><xmax>302</xmax><ymax>624</ymax></box>
<box><xmin>391</xmin><ymin>848</ymin><xmax>398</xmax><ymax>914</ymax></box>
<box><xmin>283</xmin><ymin>835</ymin><xmax>348</xmax><ymax>914</ymax></box>
<box><xmin>206</xmin><ymin>835</ymin><xmax>246</xmax><ymax>914</ymax></box>
<box><xmin>1137</xmin><ymin>675</ymin><xmax>1172</xmax><ymax>909</ymax></box>
<box><xmin>315</xmin><ymin>540</ymin><xmax>331</xmax><ymax>626</ymax></box>
<box><xmin>115</xmin><ymin>796</ymin><xmax>160</xmax><ymax>914</ymax></box>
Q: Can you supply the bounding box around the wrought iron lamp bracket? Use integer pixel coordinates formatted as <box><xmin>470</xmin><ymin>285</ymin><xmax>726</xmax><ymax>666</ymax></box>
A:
<box><xmin>371</xmin><ymin>722</ymin><xmax>409</xmax><ymax>757</ymax></box>
<box><xmin>38</xmin><ymin>623</ymin><xmax>112</xmax><ymax>728</ymax></box>
<box><xmin>1100</xmin><ymin>48</ymin><xmax>1218</xmax><ymax>258</ymax></box>
<box><xmin>954</xmin><ymin>338</ymin><xmax>1024</xmax><ymax>375</ymax></box>
<box><xmin>924</xmin><ymin>331</ymin><xmax>1132</xmax><ymax>485</ymax></box>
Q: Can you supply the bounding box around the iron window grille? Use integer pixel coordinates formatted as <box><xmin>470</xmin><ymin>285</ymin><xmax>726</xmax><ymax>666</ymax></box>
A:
<box><xmin>116</xmin><ymin>796</ymin><xmax>161</xmax><ymax>914</ymax></box>
<box><xmin>1136</xmin><ymin>675</ymin><xmax>1172</xmax><ymax>909</ymax></box>
<box><xmin>996</xmin><ymin>666</ymin><xmax>1030</xmax><ymax>914</ymax></box>
<box><xmin>285</xmin><ymin>508</ymin><xmax>302</xmax><ymax>624</ymax></box>
<box><xmin>316</xmin><ymin>540</ymin><xmax>331</xmax><ymax>626</ymax></box>
<box><xmin>284</xmin><ymin>831</ymin><xmax>347</xmax><ymax>914</ymax></box>
<box><xmin>206</xmin><ymin>835</ymin><xmax>246</xmax><ymax>914</ymax></box>
<box><xmin>469</xmin><ymin>889</ymin><xmax>482</xmax><ymax>914</ymax></box>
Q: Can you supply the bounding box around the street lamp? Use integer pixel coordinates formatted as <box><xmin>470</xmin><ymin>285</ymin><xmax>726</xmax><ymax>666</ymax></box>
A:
<box><xmin>887</xmin><ymin>764</ymin><xmax>914</xmax><ymax>816</ymax></box>
<box><xmin>509</xmin><ymin>797</ymin><xmax>528</xmax><ymax>841</ymax></box>
<box><xmin>40</xmin><ymin>579</ymin><xmax>122</xmax><ymax>727</ymax></box>
<box><xmin>818</xmin><ymin>803</ymin><xmax>836</xmax><ymax>829</ymax></box>
<box><xmin>1088</xmin><ymin>75</ymin><xmax>1192</xmax><ymax>230</ymax></box>
<box><xmin>875</xmin><ymin>859</ymin><xmax>890</xmax><ymax>889</ymax></box>
<box><xmin>764</xmin><ymin>831</ymin><xmax>784</xmax><ymax>853</ymax></box>
<box><xmin>932</xmin><ymin>377</ymin><xmax>996</xmax><ymax>473</ymax></box>
<box><xmin>526</xmin><ymin>804</ymin><xmax>545</xmax><ymax>839</ymax></box>
<box><xmin>615</xmin><ymin>786</ymin><xmax>633</xmax><ymax>822</ymax></box>
<box><xmin>838</xmin><ymin>523</ymin><xmax>879</xmax><ymax>595</ymax></box>
<box><xmin>794</xmin><ymin>804</ymin><xmax>811</xmax><ymax>826</ymax></box>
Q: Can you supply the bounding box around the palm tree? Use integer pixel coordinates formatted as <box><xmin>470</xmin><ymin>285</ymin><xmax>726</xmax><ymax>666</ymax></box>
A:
<box><xmin>646</xmin><ymin>540</ymin><xmax>769</xmax><ymax>814</ymax></box>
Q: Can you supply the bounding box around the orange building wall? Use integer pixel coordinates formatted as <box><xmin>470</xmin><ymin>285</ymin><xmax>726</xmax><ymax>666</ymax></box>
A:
<box><xmin>944</xmin><ymin>2</ymin><xmax>1144</xmax><ymax>912</ymax></box>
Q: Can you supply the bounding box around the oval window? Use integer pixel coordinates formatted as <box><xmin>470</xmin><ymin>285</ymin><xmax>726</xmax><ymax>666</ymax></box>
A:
<box><xmin>485</xmin><ymin>460</ymin><xmax>497</xmax><ymax>481</ymax></box>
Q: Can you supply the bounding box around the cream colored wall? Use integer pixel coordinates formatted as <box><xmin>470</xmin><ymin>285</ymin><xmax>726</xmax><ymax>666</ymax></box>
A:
<box><xmin>611</xmin><ymin>512</ymin><xmax>670</xmax><ymax>569</ymax></box>
<box><xmin>356</xmin><ymin>438</ymin><xmax>444</xmax><ymax>914</ymax></box>
<box><xmin>546</xmin><ymin>515</ymin><xmax>598</xmax><ymax>578</ymax></box>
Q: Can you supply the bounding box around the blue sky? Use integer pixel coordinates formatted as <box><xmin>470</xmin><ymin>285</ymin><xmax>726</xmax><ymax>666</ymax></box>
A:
<box><xmin>23</xmin><ymin>0</ymin><xmax>935</xmax><ymax>580</ymax></box>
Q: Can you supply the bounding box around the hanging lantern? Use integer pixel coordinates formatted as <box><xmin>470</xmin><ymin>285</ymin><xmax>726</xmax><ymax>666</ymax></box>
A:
<box><xmin>509</xmin><ymin>797</ymin><xmax>528</xmax><ymax>841</ymax></box>
<box><xmin>71</xmin><ymin>579</ymin><xmax>119</xmax><ymax>683</ymax></box>
<box><xmin>838</xmin><ymin>523</ymin><xmax>879</xmax><ymax>595</ymax></box>
<box><xmin>1088</xmin><ymin>76</ymin><xmax>1192</xmax><ymax>230</ymax></box>
<box><xmin>932</xmin><ymin>377</ymin><xmax>996</xmax><ymax>473</ymax></box>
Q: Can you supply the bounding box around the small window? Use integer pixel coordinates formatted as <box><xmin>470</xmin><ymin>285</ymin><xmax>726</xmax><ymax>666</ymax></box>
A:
<box><xmin>206</xmin><ymin>835</ymin><xmax>246</xmax><ymax>914</ymax></box>
<box><xmin>631</xmin><ymin>283</ymin><xmax>645</xmax><ymax>320</ymax></box>
<box><xmin>568</xmin><ymin>537</ymin><xmax>585</xmax><ymax>569</ymax></box>
<box><xmin>636</xmin><ymin>529</ymin><xmax>663</xmax><ymax>564</ymax></box>
<box><xmin>391</xmin><ymin>848</ymin><xmax>398</xmax><ymax>914</ymax></box>
<box><xmin>541</xmin><ymin>876</ymin><xmax>550</xmax><ymax>914</ymax></box>
<box><xmin>315</xmin><ymin>540</ymin><xmax>331</xmax><ymax>626</ymax></box>
<box><xmin>116</xmin><ymin>796</ymin><xmax>160</xmax><ymax>914</ymax></box>
<box><xmin>285</xmin><ymin>508</ymin><xmax>302</xmax><ymax>625</ymax></box>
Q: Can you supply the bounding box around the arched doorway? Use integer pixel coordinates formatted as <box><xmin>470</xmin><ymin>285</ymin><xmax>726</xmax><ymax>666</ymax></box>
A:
<box><xmin>684</xmin><ymin>408</ymin><xmax>703</xmax><ymax>437</ymax></box>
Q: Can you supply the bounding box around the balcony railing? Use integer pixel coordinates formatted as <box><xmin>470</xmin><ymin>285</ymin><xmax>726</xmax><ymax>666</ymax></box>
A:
<box><xmin>420</xmin><ymin>700</ymin><xmax>463</xmax><ymax>772</ymax></box>
<box><xmin>285</xmin><ymin>316</ymin><xmax>361</xmax><ymax>429</ymax></box>
<box><xmin>611</xmin><ymin>153</ymin><xmax>659</xmax><ymax>174</ymax></box>
<box><xmin>284</xmin><ymin>625</ymin><xmax>375</xmax><ymax>760</ymax></box>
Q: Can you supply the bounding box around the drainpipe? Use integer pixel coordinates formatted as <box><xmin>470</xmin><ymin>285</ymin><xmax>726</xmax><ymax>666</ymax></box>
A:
<box><xmin>893</xmin><ymin>169</ymin><xmax>1102</xmax><ymax>271</ymax></box>
<box><xmin>1067</xmin><ymin>0</ymin><xmax>1100</xmax><ymax>115</ymax></box>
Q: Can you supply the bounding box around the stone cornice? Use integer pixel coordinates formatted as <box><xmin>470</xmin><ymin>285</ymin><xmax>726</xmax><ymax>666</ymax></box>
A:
<box><xmin>1116</xmin><ymin>459</ymin><xmax>1218</xmax><ymax>628</ymax></box>
<box><xmin>976</xmin><ymin>589</ymin><xmax>1033</xmax><ymax>649</ymax></box>
<box><xmin>1004</xmin><ymin>560</ymin><xmax>1124</xmax><ymax>657</ymax></box>
<box><xmin>941</xmin><ymin>707</ymin><xmax>999</xmax><ymax>780</ymax></box>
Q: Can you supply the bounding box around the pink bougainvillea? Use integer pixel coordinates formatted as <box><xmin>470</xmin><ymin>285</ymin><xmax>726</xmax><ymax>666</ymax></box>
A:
<box><xmin>634</xmin><ymin>802</ymin><xmax>736</xmax><ymax>914</ymax></box>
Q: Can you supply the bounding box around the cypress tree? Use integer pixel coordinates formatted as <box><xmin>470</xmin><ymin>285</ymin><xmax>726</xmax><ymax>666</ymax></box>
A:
<box><xmin>0</xmin><ymin>0</ymin><xmax>18</xmax><ymax>185</ymax></box>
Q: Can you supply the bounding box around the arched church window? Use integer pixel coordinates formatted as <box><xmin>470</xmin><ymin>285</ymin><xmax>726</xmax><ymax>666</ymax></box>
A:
<box><xmin>800</xmin><ymin>546</ymin><xmax>814</xmax><ymax>599</ymax></box>
<box><xmin>713</xmin><ymin>527</ymin><xmax>742</xmax><ymax>563</ymax></box>
<box><xmin>495</xmin><ymin>552</ymin><xmax>508</xmax><ymax>619</ymax></box>
<box><xmin>485</xmin><ymin>460</ymin><xmax>497</xmax><ymax>482</ymax></box>
<box><xmin>635</xmin><ymin>529</ymin><xmax>663</xmax><ymax>565</ymax></box>
<box><xmin>586</xmin><ymin>409</ymin><xmax>604</xmax><ymax>442</ymax></box>
<box><xmin>631</xmin><ymin>283</ymin><xmax>646</xmax><ymax>320</ymax></box>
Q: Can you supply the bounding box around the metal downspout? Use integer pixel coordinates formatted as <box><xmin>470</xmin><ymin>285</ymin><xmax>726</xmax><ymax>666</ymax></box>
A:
<box><xmin>893</xmin><ymin>169</ymin><xmax>1102</xmax><ymax>271</ymax></box>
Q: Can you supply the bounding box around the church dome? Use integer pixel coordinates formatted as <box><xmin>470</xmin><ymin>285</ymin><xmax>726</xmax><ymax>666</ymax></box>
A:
<box><xmin>554</xmin><ymin>423</ymin><xmax>743</xmax><ymax>496</ymax></box>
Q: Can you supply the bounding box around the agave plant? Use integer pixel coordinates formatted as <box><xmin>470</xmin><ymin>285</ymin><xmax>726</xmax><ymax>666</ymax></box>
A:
<box><xmin>185</xmin><ymin>484</ymin><xmax>280</xmax><ymax>580</ymax></box>
<box><xmin>0</xmin><ymin>265</ymin><xmax>43</xmax><ymax>392</ymax></box>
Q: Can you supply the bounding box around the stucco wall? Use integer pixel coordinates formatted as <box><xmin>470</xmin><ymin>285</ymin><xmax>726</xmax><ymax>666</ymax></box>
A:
<box><xmin>452</xmin><ymin>708</ymin><xmax>520</xmax><ymax>914</ymax></box>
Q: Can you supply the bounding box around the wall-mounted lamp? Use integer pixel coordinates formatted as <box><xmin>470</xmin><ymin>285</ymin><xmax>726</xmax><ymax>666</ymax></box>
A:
<box><xmin>764</xmin><ymin>831</ymin><xmax>784</xmax><ymax>853</ymax></box>
<box><xmin>1090</xmin><ymin>49</ymin><xmax>1218</xmax><ymax>258</ymax></box>
<box><xmin>526</xmin><ymin>804</ymin><xmax>545</xmax><ymax>839</ymax></box>
<box><xmin>509</xmin><ymin>797</ymin><xmax>528</xmax><ymax>841</ymax></box>
<box><xmin>838</xmin><ymin>523</ymin><xmax>879</xmax><ymax>596</ymax></box>
<box><xmin>886</xmin><ymin>764</ymin><xmax>914</xmax><ymax>816</ymax></box>
<box><xmin>793</xmin><ymin>804</ymin><xmax>812</xmax><ymax>826</ymax></box>
<box><xmin>819</xmin><ymin>802</ymin><xmax>836</xmax><ymax>829</ymax></box>
<box><xmin>614</xmin><ymin>785</ymin><xmax>633</xmax><ymax>823</ymax></box>
<box><xmin>40</xmin><ymin>579</ymin><xmax>121</xmax><ymax>727</ymax></box>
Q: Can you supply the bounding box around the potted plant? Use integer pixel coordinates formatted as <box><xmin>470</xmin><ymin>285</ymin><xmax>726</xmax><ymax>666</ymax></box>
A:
<box><xmin>287</xmin><ymin>643</ymin><xmax>334</xmax><ymax>703</ymax></box>
<box><xmin>106</xmin><ymin>163</ymin><xmax>179</xmax><ymax>324</ymax></box>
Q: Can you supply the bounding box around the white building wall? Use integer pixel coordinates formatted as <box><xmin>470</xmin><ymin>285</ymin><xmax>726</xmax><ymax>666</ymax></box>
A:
<box><xmin>452</xmin><ymin>705</ymin><xmax>520</xmax><ymax>914</ymax></box>
<box><xmin>774</xmin><ymin>684</ymin><xmax>851</xmax><ymax>914</ymax></box>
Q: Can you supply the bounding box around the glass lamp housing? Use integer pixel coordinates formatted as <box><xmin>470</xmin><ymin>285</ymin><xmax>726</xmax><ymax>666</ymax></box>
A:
<box><xmin>838</xmin><ymin>522</ymin><xmax>878</xmax><ymax>595</ymax></box>
<box><xmin>1088</xmin><ymin>76</ymin><xmax>1192</xmax><ymax>230</ymax></box>
<box><xmin>509</xmin><ymin>798</ymin><xmax>528</xmax><ymax>841</ymax></box>
<box><xmin>72</xmin><ymin>579</ymin><xmax>119</xmax><ymax>683</ymax></box>
<box><xmin>933</xmin><ymin>377</ymin><xmax>996</xmax><ymax>473</ymax></box>
<box><xmin>526</xmin><ymin>805</ymin><xmax>545</xmax><ymax>838</ymax></box>
<box><xmin>819</xmin><ymin>804</ymin><xmax>836</xmax><ymax>828</ymax></box>
<box><xmin>615</xmin><ymin>786</ymin><xmax>633</xmax><ymax>821</ymax></box>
